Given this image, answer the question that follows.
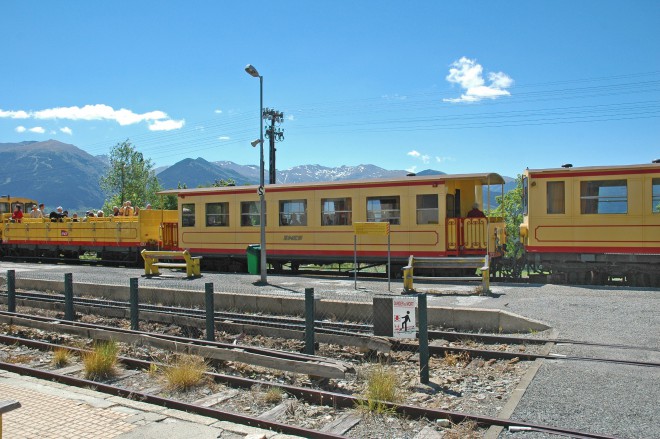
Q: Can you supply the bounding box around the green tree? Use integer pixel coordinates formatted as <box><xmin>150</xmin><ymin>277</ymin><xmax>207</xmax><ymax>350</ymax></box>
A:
<box><xmin>491</xmin><ymin>175</ymin><xmax>524</xmax><ymax>258</ymax></box>
<box><xmin>99</xmin><ymin>140</ymin><xmax>162</xmax><ymax>212</ymax></box>
<box><xmin>211</xmin><ymin>178</ymin><xmax>236</xmax><ymax>187</ymax></box>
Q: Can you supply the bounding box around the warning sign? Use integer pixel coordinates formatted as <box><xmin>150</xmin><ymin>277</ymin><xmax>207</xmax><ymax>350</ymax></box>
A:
<box><xmin>393</xmin><ymin>298</ymin><xmax>416</xmax><ymax>339</ymax></box>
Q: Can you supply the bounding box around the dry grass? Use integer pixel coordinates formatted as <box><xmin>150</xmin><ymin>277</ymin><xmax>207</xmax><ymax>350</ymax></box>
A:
<box><xmin>52</xmin><ymin>347</ymin><xmax>73</xmax><ymax>367</ymax></box>
<box><xmin>82</xmin><ymin>340</ymin><xmax>119</xmax><ymax>380</ymax></box>
<box><xmin>444</xmin><ymin>420</ymin><xmax>481</xmax><ymax>438</ymax></box>
<box><xmin>5</xmin><ymin>353</ymin><xmax>38</xmax><ymax>364</ymax></box>
<box><xmin>263</xmin><ymin>386</ymin><xmax>284</xmax><ymax>404</ymax></box>
<box><xmin>442</xmin><ymin>351</ymin><xmax>471</xmax><ymax>367</ymax></box>
<box><xmin>162</xmin><ymin>354</ymin><xmax>208</xmax><ymax>391</ymax></box>
<box><xmin>357</xmin><ymin>363</ymin><xmax>402</xmax><ymax>414</ymax></box>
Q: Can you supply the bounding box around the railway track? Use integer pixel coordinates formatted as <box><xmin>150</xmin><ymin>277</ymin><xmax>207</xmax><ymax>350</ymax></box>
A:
<box><xmin>0</xmin><ymin>318</ymin><xmax>620</xmax><ymax>439</ymax></box>
<box><xmin>3</xmin><ymin>291</ymin><xmax>659</xmax><ymax>369</ymax></box>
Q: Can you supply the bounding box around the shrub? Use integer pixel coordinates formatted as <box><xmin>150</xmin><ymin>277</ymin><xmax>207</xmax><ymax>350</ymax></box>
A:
<box><xmin>162</xmin><ymin>354</ymin><xmax>208</xmax><ymax>391</ymax></box>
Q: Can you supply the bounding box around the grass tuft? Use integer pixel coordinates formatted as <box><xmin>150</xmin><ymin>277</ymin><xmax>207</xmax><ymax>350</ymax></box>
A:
<box><xmin>162</xmin><ymin>354</ymin><xmax>208</xmax><ymax>391</ymax></box>
<box><xmin>52</xmin><ymin>347</ymin><xmax>73</xmax><ymax>367</ymax></box>
<box><xmin>263</xmin><ymin>386</ymin><xmax>284</xmax><ymax>404</ymax></box>
<box><xmin>357</xmin><ymin>363</ymin><xmax>401</xmax><ymax>414</ymax></box>
<box><xmin>82</xmin><ymin>340</ymin><xmax>119</xmax><ymax>380</ymax></box>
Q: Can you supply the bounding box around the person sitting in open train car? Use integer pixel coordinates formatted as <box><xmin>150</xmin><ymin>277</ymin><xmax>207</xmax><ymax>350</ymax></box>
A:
<box><xmin>467</xmin><ymin>203</ymin><xmax>486</xmax><ymax>218</ymax></box>
<box><xmin>50</xmin><ymin>206</ymin><xmax>66</xmax><ymax>222</ymax></box>
<box><xmin>11</xmin><ymin>205</ymin><xmax>23</xmax><ymax>223</ymax></box>
<box><xmin>30</xmin><ymin>204</ymin><xmax>43</xmax><ymax>218</ymax></box>
<box><xmin>112</xmin><ymin>206</ymin><xmax>120</xmax><ymax>216</ymax></box>
<box><xmin>97</xmin><ymin>210</ymin><xmax>104</xmax><ymax>217</ymax></box>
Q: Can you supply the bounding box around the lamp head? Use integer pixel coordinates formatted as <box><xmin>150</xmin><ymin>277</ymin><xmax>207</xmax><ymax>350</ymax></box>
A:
<box><xmin>245</xmin><ymin>64</ymin><xmax>260</xmax><ymax>78</ymax></box>
<box><xmin>251</xmin><ymin>139</ymin><xmax>263</xmax><ymax>147</ymax></box>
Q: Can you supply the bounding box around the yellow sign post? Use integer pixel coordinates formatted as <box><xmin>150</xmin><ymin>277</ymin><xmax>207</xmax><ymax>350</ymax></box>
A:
<box><xmin>353</xmin><ymin>222</ymin><xmax>391</xmax><ymax>291</ymax></box>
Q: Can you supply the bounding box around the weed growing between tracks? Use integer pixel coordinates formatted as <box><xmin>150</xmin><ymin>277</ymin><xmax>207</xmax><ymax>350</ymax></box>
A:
<box><xmin>51</xmin><ymin>347</ymin><xmax>73</xmax><ymax>367</ymax></box>
<box><xmin>82</xmin><ymin>340</ymin><xmax>119</xmax><ymax>380</ymax></box>
<box><xmin>162</xmin><ymin>354</ymin><xmax>209</xmax><ymax>391</ymax></box>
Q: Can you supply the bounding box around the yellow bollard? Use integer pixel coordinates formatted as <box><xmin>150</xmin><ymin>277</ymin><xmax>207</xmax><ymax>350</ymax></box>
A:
<box><xmin>403</xmin><ymin>266</ymin><xmax>414</xmax><ymax>292</ymax></box>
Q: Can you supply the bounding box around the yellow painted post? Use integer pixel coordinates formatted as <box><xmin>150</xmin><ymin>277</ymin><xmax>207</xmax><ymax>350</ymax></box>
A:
<box><xmin>481</xmin><ymin>255</ymin><xmax>490</xmax><ymax>293</ymax></box>
<box><xmin>403</xmin><ymin>266</ymin><xmax>414</xmax><ymax>292</ymax></box>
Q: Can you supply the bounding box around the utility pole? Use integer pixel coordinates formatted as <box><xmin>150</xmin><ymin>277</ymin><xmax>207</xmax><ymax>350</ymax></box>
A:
<box><xmin>262</xmin><ymin>108</ymin><xmax>284</xmax><ymax>184</ymax></box>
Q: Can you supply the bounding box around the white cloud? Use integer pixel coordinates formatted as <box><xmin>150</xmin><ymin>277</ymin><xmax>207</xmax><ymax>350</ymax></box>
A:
<box><xmin>1</xmin><ymin>109</ymin><xmax>29</xmax><ymax>119</ymax></box>
<box><xmin>148</xmin><ymin>119</ymin><xmax>185</xmax><ymax>131</ymax></box>
<box><xmin>15</xmin><ymin>126</ymin><xmax>26</xmax><ymax>133</ymax></box>
<box><xmin>406</xmin><ymin>166</ymin><xmax>418</xmax><ymax>173</ymax></box>
<box><xmin>286</xmin><ymin>115</ymin><xmax>295</xmax><ymax>121</ymax></box>
<box><xmin>443</xmin><ymin>57</ymin><xmax>513</xmax><ymax>103</ymax></box>
<box><xmin>407</xmin><ymin>150</ymin><xmax>421</xmax><ymax>158</ymax></box>
<box><xmin>435</xmin><ymin>156</ymin><xmax>452</xmax><ymax>163</ymax></box>
<box><xmin>2</xmin><ymin>104</ymin><xmax>184</xmax><ymax>131</ymax></box>
<box><xmin>34</xmin><ymin>104</ymin><xmax>168</xmax><ymax>126</ymax></box>
<box><xmin>214</xmin><ymin>109</ymin><xmax>223</xmax><ymax>114</ymax></box>
<box><xmin>60</xmin><ymin>127</ymin><xmax>73</xmax><ymax>135</ymax></box>
<box><xmin>218</xmin><ymin>136</ymin><xmax>231</xmax><ymax>141</ymax></box>
<box><xmin>29</xmin><ymin>126</ymin><xmax>45</xmax><ymax>134</ymax></box>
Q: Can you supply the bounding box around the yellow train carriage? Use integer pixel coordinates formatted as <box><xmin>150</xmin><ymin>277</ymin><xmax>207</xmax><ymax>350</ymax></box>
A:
<box><xmin>1</xmin><ymin>209</ymin><xmax>177</xmax><ymax>263</ymax></box>
<box><xmin>0</xmin><ymin>196</ymin><xmax>38</xmax><ymax>243</ymax></box>
<box><xmin>160</xmin><ymin>173</ymin><xmax>506</xmax><ymax>272</ymax></box>
<box><xmin>520</xmin><ymin>162</ymin><xmax>660</xmax><ymax>285</ymax></box>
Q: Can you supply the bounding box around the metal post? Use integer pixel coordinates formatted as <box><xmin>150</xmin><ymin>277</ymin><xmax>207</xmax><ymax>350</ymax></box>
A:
<box><xmin>129</xmin><ymin>278</ymin><xmax>139</xmax><ymax>331</ymax></box>
<box><xmin>304</xmin><ymin>288</ymin><xmax>315</xmax><ymax>355</ymax></box>
<box><xmin>387</xmin><ymin>234</ymin><xmax>391</xmax><ymax>292</ymax></box>
<box><xmin>353</xmin><ymin>235</ymin><xmax>357</xmax><ymax>290</ymax></box>
<box><xmin>64</xmin><ymin>273</ymin><xmax>74</xmax><ymax>321</ymax></box>
<box><xmin>205</xmin><ymin>282</ymin><xmax>215</xmax><ymax>341</ymax></box>
<box><xmin>258</xmin><ymin>75</ymin><xmax>267</xmax><ymax>284</ymax></box>
<box><xmin>418</xmin><ymin>293</ymin><xmax>429</xmax><ymax>384</ymax></box>
<box><xmin>7</xmin><ymin>270</ymin><xmax>16</xmax><ymax>313</ymax></box>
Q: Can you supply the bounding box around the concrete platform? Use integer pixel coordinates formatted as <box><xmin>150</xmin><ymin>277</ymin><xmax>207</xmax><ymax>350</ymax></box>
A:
<box><xmin>0</xmin><ymin>370</ymin><xmax>300</xmax><ymax>439</ymax></box>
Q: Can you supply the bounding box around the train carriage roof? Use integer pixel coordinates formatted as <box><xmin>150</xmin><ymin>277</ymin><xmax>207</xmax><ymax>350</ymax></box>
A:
<box><xmin>158</xmin><ymin>172</ymin><xmax>506</xmax><ymax>196</ymax></box>
<box><xmin>525</xmin><ymin>162</ymin><xmax>660</xmax><ymax>178</ymax></box>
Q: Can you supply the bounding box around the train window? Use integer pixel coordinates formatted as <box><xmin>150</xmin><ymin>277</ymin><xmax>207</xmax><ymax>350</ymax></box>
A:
<box><xmin>321</xmin><ymin>198</ymin><xmax>352</xmax><ymax>226</ymax></box>
<box><xmin>279</xmin><ymin>200</ymin><xmax>307</xmax><ymax>226</ymax></box>
<box><xmin>367</xmin><ymin>196</ymin><xmax>400</xmax><ymax>225</ymax></box>
<box><xmin>206</xmin><ymin>202</ymin><xmax>229</xmax><ymax>227</ymax></box>
<box><xmin>580</xmin><ymin>180</ymin><xmax>627</xmax><ymax>214</ymax></box>
<box><xmin>653</xmin><ymin>179</ymin><xmax>660</xmax><ymax>213</ymax></box>
<box><xmin>416</xmin><ymin>194</ymin><xmax>439</xmax><ymax>224</ymax></box>
<box><xmin>522</xmin><ymin>177</ymin><xmax>529</xmax><ymax>216</ymax></box>
<box><xmin>182</xmin><ymin>203</ymin><xmax>195</xmax><ymax>227</ymax></box>
<box><xmin>241</xmin><ymin>201</ymin><xmax>266</xmax><ymax>226</ymax></box>
<box><xmin>546</xmin><ymin>181</ymin><xmax>565</xmax><ymax>214</ymax></box>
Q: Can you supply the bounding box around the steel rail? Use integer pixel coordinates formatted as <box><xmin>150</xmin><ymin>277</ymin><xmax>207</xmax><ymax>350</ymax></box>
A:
<box><xmin>0</xmin><ymin>291</ymin><xmax>372</xmax><ymax>333</ymax></box>
<box><xmin>0</xmin><ymin>335</ymin><xmax>620</xmax><ymax>439</ymax></box>
<box><xmin>429</xmin><ymin>329</ymin><xmax>660</xmax><ymax>353</ymax></box>
<box><xmin>0</xmin><ymin>310</ymin><xmax>348</xmax><ymax>366</ymax></box>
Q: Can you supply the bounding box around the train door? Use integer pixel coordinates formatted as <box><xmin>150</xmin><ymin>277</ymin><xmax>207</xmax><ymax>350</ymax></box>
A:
<box><xmin>446</xmin><ymin>192</ymin><xmax>459</xmax><ymax>255</ymax></box>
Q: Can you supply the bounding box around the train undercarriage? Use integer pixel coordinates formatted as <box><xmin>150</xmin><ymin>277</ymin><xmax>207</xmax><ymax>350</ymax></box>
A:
<box><xmin>523</xmin><ymin>252</ymin><xmax>660</xmax><ymax>287</ymax></box>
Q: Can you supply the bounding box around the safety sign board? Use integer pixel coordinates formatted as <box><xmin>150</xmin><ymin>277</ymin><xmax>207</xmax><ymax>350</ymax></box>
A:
<box><xmin>393</xmin><ymin>298</ymin><xmax>416</xmax><ymax>339</ymax></box>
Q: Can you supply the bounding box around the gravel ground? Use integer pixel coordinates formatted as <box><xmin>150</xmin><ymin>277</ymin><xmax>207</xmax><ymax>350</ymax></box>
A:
<box><xmin>2</xmin><ymin>261</ymin><xmax>659</xmax><ymax>438</ymax></box>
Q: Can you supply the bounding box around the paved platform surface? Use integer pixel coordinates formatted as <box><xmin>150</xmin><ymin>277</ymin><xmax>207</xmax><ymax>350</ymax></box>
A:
<box><xmin>1</xmin><ymin>262</ymin><xmax>659</xmax><ymax>438</ymax></box>
<box><xmin>0</xmin><ymin>370</ymin><xmax>298</xmax><ymax>439</ymax></box>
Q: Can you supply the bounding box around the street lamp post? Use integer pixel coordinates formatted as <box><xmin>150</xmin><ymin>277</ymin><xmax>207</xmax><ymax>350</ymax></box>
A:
<box><xmin>245</xmin><ymin>64</ymin><xmax>267</xmax><ymax>283</ymax></box>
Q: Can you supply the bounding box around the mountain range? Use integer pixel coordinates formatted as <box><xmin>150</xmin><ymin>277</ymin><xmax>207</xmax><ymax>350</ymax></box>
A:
<box><xmin>0</xmin><ymin>140</ymin><xmax>515</xmax><ymax>210</ymax></box>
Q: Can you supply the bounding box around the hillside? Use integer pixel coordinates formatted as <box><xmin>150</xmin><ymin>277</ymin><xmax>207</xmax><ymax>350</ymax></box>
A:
<box><xmin>1</xmin><ymin>139</ymin><xmax>516</xmax><ymax>210</ymax></box>
<box><xmin>0</xmin><ymin>140</ymin><xmax>106</xmax><ymax>210</ymax></box>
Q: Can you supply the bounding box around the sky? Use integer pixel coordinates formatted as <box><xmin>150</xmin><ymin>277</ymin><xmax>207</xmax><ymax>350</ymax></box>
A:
<box><xmin>1</xmin><ymin>1</ymin><xmax>659</xmax><ymax>178</ymax></box>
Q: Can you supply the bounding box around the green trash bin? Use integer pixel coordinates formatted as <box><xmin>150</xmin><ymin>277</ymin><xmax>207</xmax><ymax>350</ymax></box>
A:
<box><xmin>246</xmin><ymin>245</ymin><xmax>261</xmax><ymax>274</ymax></box>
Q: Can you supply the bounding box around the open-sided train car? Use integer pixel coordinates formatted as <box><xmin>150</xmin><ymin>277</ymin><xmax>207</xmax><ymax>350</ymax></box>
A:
<box><xmin>1</xmin><ymin>209</ymin><xmax>177</xmax><ymax>264</ymax></box>
<box><xmin>519</xmin><ymin>162</ymin><xmax>660</xmax><ymax>286</ymax></box>
<box><xmin>159</xmin><ymin>172</ymin><xmax>507</xmax><ymax>274</ymax></box>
